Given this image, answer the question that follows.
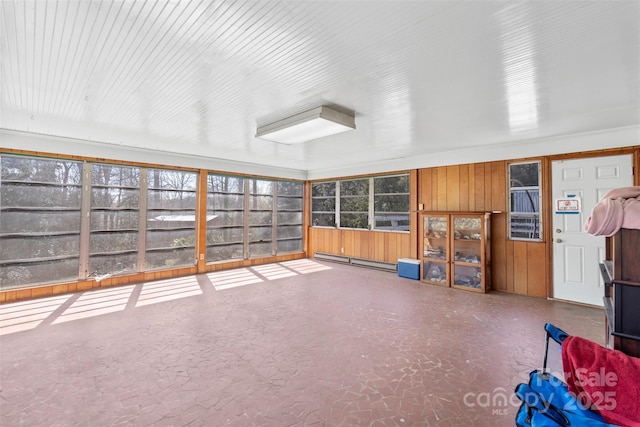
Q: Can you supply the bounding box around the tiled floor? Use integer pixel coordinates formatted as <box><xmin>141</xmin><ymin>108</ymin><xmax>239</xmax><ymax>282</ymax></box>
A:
<box><xmin>0</xmin><ymin>259</ymin><xmax>604</xmax><ymax>426</ymax></box>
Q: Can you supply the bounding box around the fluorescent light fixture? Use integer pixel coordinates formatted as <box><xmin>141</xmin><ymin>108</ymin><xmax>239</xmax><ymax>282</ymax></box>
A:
<box><xmin>256</xmin><ymin>106</ymin><xmax>355</xmax><ymax>144</ymax></box>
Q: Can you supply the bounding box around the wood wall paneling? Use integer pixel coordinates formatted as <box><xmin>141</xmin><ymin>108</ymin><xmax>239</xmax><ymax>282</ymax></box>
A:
<box><xmin>459</xmin><ymin>165</ymin><xmax>470</xmax><ymax>211</ymax></box>
<box><xmin>513</xmin><ymin>241</ymin><xmax>529</xmax><ymax>295</ymax></box>
<box><xmin>492</xmin><ymin>214</ymin><xmax>509</xmax><ymax>292</ymax></box>
<box><xmin>474</xmin><ymin>163</ymin><xmax>485</xmax><ymax>212</ymax></box>
<box><xmin>504</xmin><ymin>239</ymin><xmax>514</xmax><ymax>293</ymax></box>
<box><xmin>527</xmin><ymin>242</ymin><xmax>547</xmax><ymax>297</ymax></box>
<box><xmin>437</xmin><ymin>167</ymin><xmax>447</xmax><ymax>210</ymax></box>
<box><xmin>447</xmin><ymin>165</ymin><xmax>460</xmax><ymax>211</ymax></box>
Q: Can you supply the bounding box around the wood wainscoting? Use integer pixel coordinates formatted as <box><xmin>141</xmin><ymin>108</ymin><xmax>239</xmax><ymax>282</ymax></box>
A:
<box><xmin>308</xmin><ymin>228</ymin><xmax>412</xmax><ymax>264</ymax></box>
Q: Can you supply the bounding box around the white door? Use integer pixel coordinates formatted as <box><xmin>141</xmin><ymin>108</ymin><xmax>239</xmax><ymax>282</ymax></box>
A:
<box><xmin>552</xmin><ymin>155</ymin><xmax>633</xmax><ymax>306</ymax></box>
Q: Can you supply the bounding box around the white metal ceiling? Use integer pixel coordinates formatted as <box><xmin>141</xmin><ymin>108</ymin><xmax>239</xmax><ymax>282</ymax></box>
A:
<box><xmin>1</xmin><ymin>0</ymin><xmax>639</xmax><ymax>180</ymax></box>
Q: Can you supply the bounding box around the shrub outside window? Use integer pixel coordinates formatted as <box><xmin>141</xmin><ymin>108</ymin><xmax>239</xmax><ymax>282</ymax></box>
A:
<box><xmin>340</xmin><ymin>178</ymin><xmax>370</xmax><ymax>229</ymax></box>
<box><xmin>311</xmin><ymin>173</ymin><xmax>410</xmax><ymax>232</ymax></box>
<box><xmin>374</xmin><ymin>175</ymin><xmax>410</xmax><ymax>231</ymax></box>
<box><xmin>311</xmin><ymin>182</ymin><xmax>336</xmax><ymax>227</ymax></box>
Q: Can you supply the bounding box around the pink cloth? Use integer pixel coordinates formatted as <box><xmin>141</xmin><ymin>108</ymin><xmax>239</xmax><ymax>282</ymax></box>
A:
<box><xmin>584</xmin><ymin>186</ymin><xmax>640</xmax><ymax>236</ymax></box>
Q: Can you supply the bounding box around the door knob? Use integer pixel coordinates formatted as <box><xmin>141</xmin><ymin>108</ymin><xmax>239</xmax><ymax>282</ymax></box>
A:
<box><xmin>556</xmin><ymin>238</ymin><xmax>563</xmax><ymax>243</ymax></box>
<box><xmin>556</xmin><ymin>228</ymin><xmax>562</xmax><ymax>233</ymax></box>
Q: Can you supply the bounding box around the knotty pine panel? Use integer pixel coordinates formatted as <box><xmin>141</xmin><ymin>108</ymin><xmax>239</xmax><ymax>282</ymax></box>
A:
<box><xmin>513</xmin><ymin>241</ymin><xmax>529</xmax><ymax>295</ymax></box>
<box><xmin>437</xmin><ymin>167</ymin><xmax>447</xmax><ymax>210</ymax></box>
<box><xmin>447</xmin><ymin>165</ymin><xmax>460</xmax><ymax>211</ymax></box>
<box><xmin>459</xmin><ymin>164</ymin><xmax>470</xmax><ymax>211</ymax></box>
<box><xmin>491</xmin><ymin>161</ymin><xmax>506</xmax><ymax>211</ymax></box>
<box><xmin>474</xmin><ymin>163</ymin><xmax>486</xmax><ymax>212</ymax></box>
<box><xmin>527</xmin><ymin>242</ymin><xmax>547</xmax><ymax>297</ymax></box>
<box><xmin>309</xmin><ymin>228</ymin><xmax>340</xmax><ymax>256</ymax></box>
<box><xmin>504</xmin><ymin>240</ymin><xmax>515</xmax><ymax>293</ymax></box>
<box><xmin>491</xmin><ymin>213</ymin><xmax>508</xmax><ymax>292</ymax></box>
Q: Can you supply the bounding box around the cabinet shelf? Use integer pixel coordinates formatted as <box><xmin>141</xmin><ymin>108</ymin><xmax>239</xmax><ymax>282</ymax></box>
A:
<box><xmin>601</xmin><ymin>228</ymin><xmax>640</xmax><ymax>357</ymax></box>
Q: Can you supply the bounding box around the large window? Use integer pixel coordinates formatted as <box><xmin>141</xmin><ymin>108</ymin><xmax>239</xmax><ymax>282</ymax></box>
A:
<box><xmin>508</xmin><ymin>161</ymin><xmax>542</xmax><ymax>240</ymax></box>
<box><xmin>1</xmin><ymin>154</ymin><xmax>305</xmax><ymax>290</ymax></box>
<box><xmin>248</xmin><ymin>179</ymin><xmax>274</xmax><ymax>258</ymax></box>
<box><xmin>206</xmin><ymin>175</ymin><xmax>304</xmax><ymax>262</ymax></box>
<box><xmin>90</xmin><ymin>164</ymin><xmax>141</xmax><ymax>276</ymax></box>
<box><xmin>146</xmin><ymin>169</ymin><xmax>197</xmax><ymax>269</ymax></box>
<box><xmin>206</xmin><ymin>175</ymin><xmax>245</xmax><ymax>262</ymax></box>
<box><xmin>0</xmin><ymin>156</ymin><xmax>83</xmax><ymax>288</ymax></box>
<box><xmin>276</xmin><ymin>181</ymin><xmax>303</xmax><ymax>253</ymax></box>
<box><xmin>312</xmin><ymin>173</ymin><xmax>410</xmax><ymax>231</ymax></box>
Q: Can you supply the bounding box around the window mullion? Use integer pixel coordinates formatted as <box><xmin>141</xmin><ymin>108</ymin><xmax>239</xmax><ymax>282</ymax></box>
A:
<box><xmin>272</xmin><ymin>184</ymin><xmax>278</xmax><ymax>256</ymax></box>
<box><xmin>368</xmin><ymin>177</ymin><xmax>374</xmax><ymax>230</ymax></box>
<box><xmin>138</xmin><ymin>169</ymin><xmax>148</xmax><ymax>271</ymax></box>
<box><xmin>335</xmin><ymin>181</ymin><xmax>340</xmax><ymax>228</ymax></box>
<box><xmin>243</xmin><ymin>179</ymin><xmax>250</xmax><ymax>259</ymax></box>
<box><xmin>78</xmin><ymin>162</ymin><xmax>91</xmax><ymax>280</ymax></box>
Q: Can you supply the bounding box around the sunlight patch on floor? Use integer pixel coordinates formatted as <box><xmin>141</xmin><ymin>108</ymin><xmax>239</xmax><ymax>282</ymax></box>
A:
<box><xmin>0</xmin><ymin>294</ymin><xmax>72</xmax><ymax>335</ymax></box>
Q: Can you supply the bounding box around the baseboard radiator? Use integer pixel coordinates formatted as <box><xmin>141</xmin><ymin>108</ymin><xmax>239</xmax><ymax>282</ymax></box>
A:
<box><xmin>314</xmin><ymin>252</ymin><xmax>397</xmax><ymax>272</ymax></box>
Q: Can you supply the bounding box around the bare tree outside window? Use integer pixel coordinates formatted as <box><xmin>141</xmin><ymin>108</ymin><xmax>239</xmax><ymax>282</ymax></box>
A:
<box><xmin>0</xmin><ymin>156</ymin><xmax>82</xmax><ymax>288</ymax></box>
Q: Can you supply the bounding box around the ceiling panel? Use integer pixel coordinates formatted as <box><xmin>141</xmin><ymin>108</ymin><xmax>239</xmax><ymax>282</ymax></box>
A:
<box><xmin>1</xmin><ymin>0</ymin><xmax>639</xmax><ymax>179</ymax></box>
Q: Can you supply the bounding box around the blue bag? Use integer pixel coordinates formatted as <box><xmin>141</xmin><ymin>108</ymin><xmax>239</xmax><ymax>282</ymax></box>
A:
<box><xmin>514</xmin><ymin>324</ymin><xmax>610</xmax><ymax>427</ymax></box>
<box><xmin>515</xmin><ymin>383</ymin><xmax>615</xmax><ymax>427</ymax></box>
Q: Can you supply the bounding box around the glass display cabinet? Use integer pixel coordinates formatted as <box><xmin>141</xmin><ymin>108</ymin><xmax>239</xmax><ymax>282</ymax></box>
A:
<box><xmin>420</xmin><ymin>212</ymin><xmax>491</xmax><ymax>292</ymax></box>
<box><xmin>422</xmin><ymin>215</ymin><xmax>449</xmax><ymax>285</ymax></box>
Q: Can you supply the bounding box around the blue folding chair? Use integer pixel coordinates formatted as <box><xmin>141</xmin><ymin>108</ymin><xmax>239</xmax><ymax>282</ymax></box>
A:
<box><xmin>514</xmin><ymin>323</ymin><xmax>612</xmax><ymax>427</ymax></box>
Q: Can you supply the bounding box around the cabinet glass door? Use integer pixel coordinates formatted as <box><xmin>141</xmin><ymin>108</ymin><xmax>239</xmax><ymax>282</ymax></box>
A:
<box><xmin>422</xmin><ymin>215</ymin><xmax>448</xmax><ymax>284</ymax></box>
<box><xmin>452</xmin><ymin>216</ymin><xmax>483</xmax><ymax>291</ymax></box>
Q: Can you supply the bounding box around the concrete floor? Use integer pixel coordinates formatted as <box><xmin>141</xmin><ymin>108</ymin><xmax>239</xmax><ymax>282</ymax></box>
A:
<box><xmin>0</xmin><ymin>259</ymin><xmax>604</xmax><ymax>427</ymax></box>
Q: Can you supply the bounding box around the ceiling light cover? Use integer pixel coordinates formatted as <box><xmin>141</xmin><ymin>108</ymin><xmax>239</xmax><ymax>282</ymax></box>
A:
<box><xmin>256</xmin><ymin>106</ymin><xmax>355</xmax><ymax>144</ymax></box>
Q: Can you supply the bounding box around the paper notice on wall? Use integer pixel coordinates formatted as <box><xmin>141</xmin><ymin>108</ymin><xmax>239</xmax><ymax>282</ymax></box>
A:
<box><xmin>555</xmin><ymin>195</ymin><xmax>581</xmax><ymax>214</ymax></box>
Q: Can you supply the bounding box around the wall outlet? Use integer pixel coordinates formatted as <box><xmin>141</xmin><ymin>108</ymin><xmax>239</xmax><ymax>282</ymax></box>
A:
<box><xmin>341</xmin><ymin>247</ymin><xmax>344</xmax><ymax>253</ymax></box>
<box><xmin>199</xmin><ymin>254</ymin><xmax>204</xmax><ymax>260</ymax></box>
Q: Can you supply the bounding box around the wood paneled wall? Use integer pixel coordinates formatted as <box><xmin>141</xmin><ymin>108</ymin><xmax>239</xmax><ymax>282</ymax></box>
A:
<box><xmin>417</xmin><ymin>161</ymin><xmax>547</xmax><ymax>296</ymax></box>
<box><xmin>309</xmin><ymin>228</ymin><xmax>412</xmax><ymax>263</ymax></box>
<box><xmin>307</xmin><ymin>147</ymin><xmax>639</xmax><ymax>298</ymax></box>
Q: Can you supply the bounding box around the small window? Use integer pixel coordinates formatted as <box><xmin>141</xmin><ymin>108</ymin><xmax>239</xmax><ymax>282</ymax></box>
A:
<box><xmin>373</xmin><ymin>175</ymin><xmax>409</xmax><ymax>231</ymax></box>
<box><xmin>508</xmin><ymin>161</ymin><xmax>542</xmax><ymax>240</ymax></box>
<box><xmin>339</xmin><ymin>178</ymin><xmax>369</xmax><ymax>229</ymax></box>
<box><xmin>311</xmin><ymin>182</ymin><xmax>336</xmax><ymax>227</ymax></box>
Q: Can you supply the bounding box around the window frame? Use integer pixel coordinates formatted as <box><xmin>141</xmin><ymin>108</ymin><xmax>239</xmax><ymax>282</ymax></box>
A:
<box><xmin>311</xmin><ymin>181</ymin><xmax>337</xmax><ymax>228</ymax></box>
<box><xmin>205</xmin><ymin>174</ymin><xmax>246</xmax><ymax>263</ymax></box>
<box><xmin>373</xmin><ymin>174</ymin><xmax>410</xmax><ymax>232</ymax></box>
<box><xmin>508</xmin><ymin>160</ymin><xmax>542</xmax><ymax>241</ymax></box>
<box><xmin>0</xmin><ymin>155</ymin><xmax>84</xmax><ymax>288</ymax></box>
<box><xmin>310</xmin><ymin>173</ymin><xmax>410</xmax><ymax>233</ymax></box>
<box><xmin>338</xmin><ymin>178</ymin><xmax>370</xmax><ymax>230</ymax></box>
